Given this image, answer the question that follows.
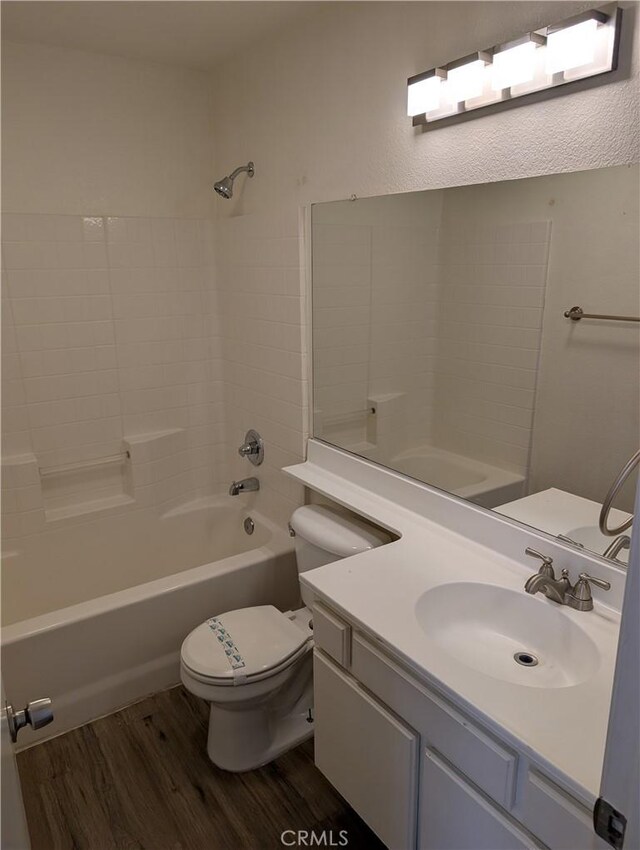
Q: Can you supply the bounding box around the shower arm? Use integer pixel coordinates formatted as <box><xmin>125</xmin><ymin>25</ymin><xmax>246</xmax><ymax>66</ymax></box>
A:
<box><xmin>229</xmin><ymin>162</ymin><xmax>254</xmax><ymax>180</ymax></box>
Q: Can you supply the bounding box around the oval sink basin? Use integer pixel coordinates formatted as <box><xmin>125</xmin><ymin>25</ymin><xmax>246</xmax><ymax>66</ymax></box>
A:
<box><xmin>415</xmin><ymin>582</ymin><xmax>599</xmax><ymax>689</ymax></box>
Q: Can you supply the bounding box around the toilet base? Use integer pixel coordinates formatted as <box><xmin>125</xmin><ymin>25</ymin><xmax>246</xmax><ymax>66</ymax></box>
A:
<box><xmin>205</xmin><ymin>645</ymin><xmax>314</xmax><ymax>772</ymax></box>
<box><xmin>207</xmin><ymin>701</ymin><xmax>314</xmax><ymax>772</ymax></box>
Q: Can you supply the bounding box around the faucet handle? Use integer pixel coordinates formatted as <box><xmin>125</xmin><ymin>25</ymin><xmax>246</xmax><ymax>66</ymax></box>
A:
<box><xmin>578</xmin><ymin>573</ymin><xmax>611</xmax><ymax>591</ymax></box>
<box><xmin>566</xmin><ymin>573</ymin><xmax>611</xmax><ymax>611</ymax></box>
<box><xmin>525</xmin><ymin>547</ymin><xmax>555</xmax><ymax>577</ymax></box>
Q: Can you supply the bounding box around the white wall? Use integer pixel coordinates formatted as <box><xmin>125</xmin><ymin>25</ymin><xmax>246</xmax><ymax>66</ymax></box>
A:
<box><xmin>1</xmin><ymin>41</ymin><xmax>214</xmax><ymax>217</ymax></box>
<box><xmin>2</xmin><ymin>0</ymin><xmax>639</xmax><ymax>549</ymax></box>
<box><xmin>1</xmin><ymin>43</ymin><xmax>225</xmax><ymax>543</ymax></box>
<box><xmin>211</xmin><ymin>0</ymin><xmax>639</xmax><ymax>521</ymax></box>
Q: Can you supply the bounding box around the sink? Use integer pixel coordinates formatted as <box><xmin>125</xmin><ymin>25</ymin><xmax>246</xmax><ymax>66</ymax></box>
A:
<box><xmin>415</xmin><ymin>582</ymin><xmax>599</xmax><ymax>689</ymax></box>
<box><xmin>564</xmin><ymin>525</ymin><xmax>630</xmax><ymax>565</ymax></box>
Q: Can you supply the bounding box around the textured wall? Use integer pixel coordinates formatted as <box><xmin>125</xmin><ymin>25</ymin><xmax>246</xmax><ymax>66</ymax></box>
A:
<box><xmin>211</xmin><ymin>0</ymin><xmax>639</xmax><ymax>521</ymax></box>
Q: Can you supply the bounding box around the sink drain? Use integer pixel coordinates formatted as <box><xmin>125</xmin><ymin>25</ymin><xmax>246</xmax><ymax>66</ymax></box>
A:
<box><xmin>514</xmin><ymin>651</ymin><xmax>539</xmax><ymax>667</ymax></box>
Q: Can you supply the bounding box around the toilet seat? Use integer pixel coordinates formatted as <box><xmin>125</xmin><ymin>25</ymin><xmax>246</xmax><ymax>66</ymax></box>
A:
<box><xmin>181</xmin><ymin>605</ymin><xmax>312</xmax><ymax>687</ymax></box>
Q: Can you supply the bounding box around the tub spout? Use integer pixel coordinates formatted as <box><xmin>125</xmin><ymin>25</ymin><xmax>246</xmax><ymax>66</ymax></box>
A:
<box><xmin>229</xmin><ymin>477</ymin><xmax>260</xmax><ymax>496</ymax></box>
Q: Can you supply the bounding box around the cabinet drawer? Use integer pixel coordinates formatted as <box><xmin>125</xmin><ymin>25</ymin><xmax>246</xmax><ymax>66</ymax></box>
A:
<box><xmin>313</xmin><ymin>602</ymin><xmax>351</xmax><ymax>668</ymax></box>
<box><xmin>314</xmin><ymin>649</ymin><xmax>418</xmax><ymax>850</ymax></box>
<box><xmin>352</xmin><ymin>632</ymin><xmax>517</xmax><ymax>809</ymax></box>
<box><xmin>520</xmin><ymin>770</ymin><xmax>606</xmax><ymax>850</ymax></box>
<box><xmin>419</xmin><ymin>749</ymin><xmax>544</xmax><ymax>850</ymax></box>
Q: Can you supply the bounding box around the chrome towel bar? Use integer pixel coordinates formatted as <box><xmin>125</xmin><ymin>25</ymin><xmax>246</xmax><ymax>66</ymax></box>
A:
<box><xmin>564</xmin><ymin>305</ymin><xmax>640</xmax><ymax>323</ymax></box>
<box><xmin>39</xmin><ymin>451</ymin><xmax>131</xmax><ymax>478</ymax></box>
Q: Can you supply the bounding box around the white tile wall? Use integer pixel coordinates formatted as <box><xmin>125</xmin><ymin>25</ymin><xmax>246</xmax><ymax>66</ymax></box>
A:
<box><xmin>432</xmin><ymin>220</ymin><xmax>551</xmax><ymax>474</ymax></box>
<box><xmin>312</xmin><ymin>194</ymin><xmax>443</xmax><ymax>456</ymax></box>
<box><xmin>1</xmin><ymin>212</ymin><xmax>226</xmax><ymax>536</ymax></box>
<box><xmin>310</xmin><ymin>197</ymin><xmax>551</xmax><ymax>480</ymax></box>
<box><xmin>215</xmin><ymin>209</ymin><xmax>306</xmax><ymax>526</ymax></box>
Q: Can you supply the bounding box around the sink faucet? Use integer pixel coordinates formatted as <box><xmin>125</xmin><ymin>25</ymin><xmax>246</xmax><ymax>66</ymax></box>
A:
<box><xmin>523</xmin><ymin>547</ymin><xmax>611</xmax><ymax>611</ymax></box>
<box><xmin>602</xmin><ymin>534</ymin><xmax>631</xmax><ymax>564</ymax></box>
<box><xmin>229</xmin><ymin>477</ymin><xmax>260</xmax><ymax>496</ymax></box>
<box><xmin>524</xmin><ymin>548</ymin><xmax>571</xmax><ymax>604</ymax></box>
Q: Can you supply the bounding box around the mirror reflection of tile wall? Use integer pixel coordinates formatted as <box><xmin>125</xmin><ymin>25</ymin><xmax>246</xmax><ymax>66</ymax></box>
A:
<box><xmin>312</xmin><ymin>165</ymin><xmax>639</xmax><ymax>562</ymax></box>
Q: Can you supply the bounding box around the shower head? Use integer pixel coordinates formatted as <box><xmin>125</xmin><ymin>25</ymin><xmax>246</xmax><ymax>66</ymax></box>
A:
<box><xmin>214</xmin><ymin>161</ymin><xmax>255</xmax><ymax>199</ymax></box>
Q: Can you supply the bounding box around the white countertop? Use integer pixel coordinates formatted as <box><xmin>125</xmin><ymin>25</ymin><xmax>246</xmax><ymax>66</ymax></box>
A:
<box><xmin>285</xmin><ymin>443</ymin><xmax>623</xmax><ymax>805</ymax></box>
<box><xmin>497</xmin><ymin>487</ymin><xmax>632</xmax><ymax>565</ymax></box>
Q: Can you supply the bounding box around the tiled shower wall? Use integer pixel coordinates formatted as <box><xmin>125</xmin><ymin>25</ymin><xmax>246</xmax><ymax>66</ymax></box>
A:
<box><xmin>1</xmin><ymin>213</ymin><xmax>225</xmax><ymax>538</ymax></box>
<box><xmin>432</xmin><ymin>219</ymin><xmax>551</xmax><ymax>475</ymax></box>
<box><xmin>312</xmin><ymin>192</ymin><xmax>443</xmax><ymax>457</ymax></box>
<box><xmin>310</xmin><ymin>194</ymin><xmax>550</xmax><ymax>478</ymax></box>
<box><xmin>215</xmin><ymin>208</ymin><xmax>307</xmax><ymax>526</ymax></box>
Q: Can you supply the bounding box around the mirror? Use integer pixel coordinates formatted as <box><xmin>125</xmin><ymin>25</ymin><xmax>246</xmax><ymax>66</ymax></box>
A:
<box><xmin>311</xmin><ymin>164</ymin><xmax>639</xmax><ymax>567</ymax></box>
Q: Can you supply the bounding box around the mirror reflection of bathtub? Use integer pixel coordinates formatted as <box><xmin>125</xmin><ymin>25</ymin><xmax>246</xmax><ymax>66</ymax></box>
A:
<box><xmin>311</xmin><ymin>164</ymin><xmax>639</xmax><ymax>564</ymax></box>
<box><xmin>355</xmin><ymin>444</ymin><xmax>525</xmax><ymax>508</ymax></box>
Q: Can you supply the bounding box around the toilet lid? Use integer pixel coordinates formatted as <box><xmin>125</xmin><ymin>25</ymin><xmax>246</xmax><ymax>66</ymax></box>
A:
<box><xmin>181</xmin><ymin>605</ymin><xmax>310</xmax><ymax>684</ymax></box>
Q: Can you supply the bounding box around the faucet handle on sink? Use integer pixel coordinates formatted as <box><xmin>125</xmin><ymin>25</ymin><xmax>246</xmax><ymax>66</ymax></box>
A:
<box><xmin>525</xmin><ymin>547</ymin><xmax>555</xmax><ymax>578</ymax></box>
<box><xmin>566</xmin><ymin>573</ymin><xmax>611</xmax><ymax>611</ymax></box>
<box><xmin>578</xmin><ymin>573</ymin><xmax>611</xmax><ymax>591</ymax></box>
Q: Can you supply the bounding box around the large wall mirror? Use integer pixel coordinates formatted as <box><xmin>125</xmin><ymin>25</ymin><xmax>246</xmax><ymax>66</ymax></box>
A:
<box><xmin>311</xmin><ymin>164</ymin><xmax>639</xmax><ymax>567</ymax></box>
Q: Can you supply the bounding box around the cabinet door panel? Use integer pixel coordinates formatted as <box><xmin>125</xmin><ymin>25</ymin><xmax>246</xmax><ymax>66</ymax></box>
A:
<box><xmin>419</xmin><ymin>749</ymin><xmax>544</xmax><ymax>850</ymax></box>
<box><xmin>314</xmin><ymin>649</ymin><xmax>418</xmax><ymax>850</ymax></box>
<box><xmin>313</xmin><ymin>602</ymin><xmax>351</xmax><ymax>668</ymax></box>
<box><xmin>352</xmin><ymin>632</ymin><xmax>517</xmax><ymax>809</ymax></box>
<box><xmin>520</xmin><ymin>770</ymin><xmax>607</xmax><ymax>850</ymax></box>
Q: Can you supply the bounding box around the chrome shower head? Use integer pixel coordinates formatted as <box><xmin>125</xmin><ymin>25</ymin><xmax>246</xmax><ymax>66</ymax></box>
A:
<box><xmin>214</xmin><ymin>161</ymin><xmax>255</xmax><ymax>199</ymax></box>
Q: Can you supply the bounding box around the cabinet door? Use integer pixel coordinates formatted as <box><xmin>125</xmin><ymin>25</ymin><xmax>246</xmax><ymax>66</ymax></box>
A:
<box><xmin>419</xmin><ymin>749</ymin><xmax>544</xmax><ymax>850</ymax></box>
<box><xmin>314</xmin><ymin>650</ymin><xmax>418</xmax><ymax>850</ymax></box>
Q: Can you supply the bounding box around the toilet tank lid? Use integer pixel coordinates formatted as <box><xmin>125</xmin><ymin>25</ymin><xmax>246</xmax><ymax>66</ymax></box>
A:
<box><xmin>290</xmin><ymin>505</ymin><xmax>391</xmax><ymax>557</ymax></box>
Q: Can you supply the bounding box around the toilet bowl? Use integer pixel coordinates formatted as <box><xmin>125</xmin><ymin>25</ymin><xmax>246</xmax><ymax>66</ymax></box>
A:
<box><xmin>180</xmin><ymin>505</ymin><xmax>390</xmax><ymax>772</ymax></box>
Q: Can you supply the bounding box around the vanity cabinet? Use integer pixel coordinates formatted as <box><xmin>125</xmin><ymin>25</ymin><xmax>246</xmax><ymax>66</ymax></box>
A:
<box><xmin>314</xmin><ymin>650</ymin><xmax>418</xmax><ymax>850</ymax></box>
<box><xmin>419</xmin><ymin>749</ymin><xmax>542</xmax><ymax>850</ymax></box>
<box><xmin>312</xmin><ymin>601</ymin><xmax>607</xmax><ymax>850</ymax></box>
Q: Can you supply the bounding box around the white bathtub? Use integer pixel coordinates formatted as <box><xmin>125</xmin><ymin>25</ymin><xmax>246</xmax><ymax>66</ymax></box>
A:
<box><xmin>360</xmin><ymin>444</ymin><xmax>525</xmax><ymax>509</ymax></box>
<box><xmin>1</xmin><ymin>499</ymin><xmax>299</xmax><ymax>747</ymax></box>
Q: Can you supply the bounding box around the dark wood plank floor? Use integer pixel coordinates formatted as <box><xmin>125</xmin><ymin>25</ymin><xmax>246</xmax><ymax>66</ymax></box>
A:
<box><xmin>18</xmin><ymin>685</ymin><xmax>386</xmax><ymax>850</ymax></box>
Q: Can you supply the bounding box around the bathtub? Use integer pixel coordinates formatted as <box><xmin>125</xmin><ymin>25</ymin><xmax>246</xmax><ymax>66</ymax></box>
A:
<box><xmin>1</xmin><ymin>499</ymin><xmax>298</xmax><ymax>747</ymax></box>
<box><xmin>360</xmin><ymin>444</ymin><xmax>525</xmax><ymax>509</ymax></box>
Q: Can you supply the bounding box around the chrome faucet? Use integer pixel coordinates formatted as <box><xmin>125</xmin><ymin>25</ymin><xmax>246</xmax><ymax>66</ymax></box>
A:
<box><xmin>523</xmin><ymin>547</ymin><xmax>611</xmax><ymax>611</ymax></box>
<box><xmin>229</xmin><ymin>477</ymin><xmax>260</xmax><ymax>496</ymax></box>
<box><xmin>602</xmin><ymin>535</ymin><xmax>631</xmax><ymax>564</ymax></box>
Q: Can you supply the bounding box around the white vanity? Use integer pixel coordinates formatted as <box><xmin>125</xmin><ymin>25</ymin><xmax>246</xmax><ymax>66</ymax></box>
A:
<box><xmin>285</xmin><ymin>442</ymin><xmax>624</xmax><ymax>850</ymax></box>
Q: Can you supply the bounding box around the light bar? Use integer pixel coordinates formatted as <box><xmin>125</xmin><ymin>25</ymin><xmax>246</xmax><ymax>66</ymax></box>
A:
<box><xmin>447</xmin><ymin>53</ymin><xmax>492</xmax><ymax>102</ymax></box>
<box><xmin>408</xmin><ymin>3</ymin><xmax>620</xmax><ymax>127</ymax></box>
<box><xmin>546</xmin><ymin>18</ymin><xmax>600</xmax><ymax>74</ymax></box>
<box><xmin>407</xmin><ymin>69</ymin><xmax>446</xmax><ymax>117</ymax></box>
<box><xmin>491</xmin><ymin>34</ymin><xmax>546</xmax><ymax>91</ymax></box>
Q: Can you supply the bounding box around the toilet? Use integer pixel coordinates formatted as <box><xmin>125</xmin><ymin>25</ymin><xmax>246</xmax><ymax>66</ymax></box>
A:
<box><xmin>180</xmin><ymin>504</ymin><xmax>390</xmax><ymax>772</ymax></box>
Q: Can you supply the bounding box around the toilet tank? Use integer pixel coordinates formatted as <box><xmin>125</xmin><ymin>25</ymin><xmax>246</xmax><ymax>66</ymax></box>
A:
<box><xmin>289</xmin><ymin>505</ymin><xmax>391</xmax><ymax>607</ymax></box>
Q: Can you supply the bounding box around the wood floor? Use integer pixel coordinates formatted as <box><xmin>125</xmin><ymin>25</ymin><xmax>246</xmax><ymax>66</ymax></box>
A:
<box><xmin>18</xmin><ymin>685</ymin><xmax>386</xmax><ymax>850</ymax></box>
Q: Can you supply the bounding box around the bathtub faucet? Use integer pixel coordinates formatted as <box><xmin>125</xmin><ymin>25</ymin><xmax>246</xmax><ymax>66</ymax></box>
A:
<box><xmin>229</xmin><ymin>477</ymin><xmax>260</xmax><ymax>496</ymax></box>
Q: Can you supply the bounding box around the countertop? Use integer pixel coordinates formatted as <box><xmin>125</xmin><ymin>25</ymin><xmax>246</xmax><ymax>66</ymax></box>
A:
<box><xmin>285</xmin><ymin>445</ymin><xmax>622</xmax><ymax>805</ymax></box>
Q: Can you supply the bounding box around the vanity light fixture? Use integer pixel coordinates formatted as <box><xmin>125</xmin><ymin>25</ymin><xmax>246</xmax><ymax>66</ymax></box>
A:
<box><xmin>408</xmin><ymin>3</ymin><xmax>621</xmax><ymax>126</ymax></box>
<box><xmin>446</xmin><ymin>52</ymin><xmax>492</xmax><ymax>102</ymax></box>
<box><xmin>407</xmin><ymin>68</ymin><xmax>446</xmax><ymax>117</ymax></box>
<box><xmin>491</xmin><ymin>34</ymin><xmax>546</xmax><ymax>91</ymax></box>
<box><xmin>545</xmin><ymin>11</ymin><xmax>607</xmax><ymax>74</ymax></box>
